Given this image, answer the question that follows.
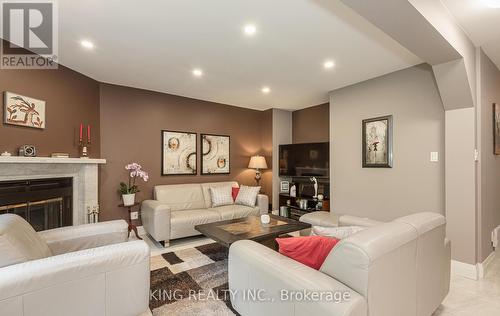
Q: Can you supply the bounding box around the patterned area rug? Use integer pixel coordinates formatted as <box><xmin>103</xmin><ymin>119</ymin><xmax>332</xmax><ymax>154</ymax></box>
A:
<box><xmin>149</xmin><ymin>243</ymin><xmax>239</xmax><ymax>316</ymax></box>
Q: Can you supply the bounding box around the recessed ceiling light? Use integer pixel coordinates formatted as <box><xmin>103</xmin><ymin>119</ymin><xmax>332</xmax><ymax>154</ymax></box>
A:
<box><xmin>323</xmin><ymin>60</ymin><xmax>335</xmax><ymax>69</ymax></box>
<box><xmin>261</xmin><ymin>86</ymin><xmax>271</xmax><ymax>94</ymax></box>
<box><xmin>243</xmin><ymin>24</ymin><xmax>257</xmax><ymax>36</ymax></box>
<box><xmin>192</xmin><ymin>68</ymin><xmax>203</xmax><ymax>77</ymax></box>
<box><xmin>481</xmin><ymin>0</ymin><xmax>500</xmax><ymax>8</ymax></box>
<box><xmin>80</xmin><ymin>40</ymin><xmax>94</xmax><ymax>49</ymax></box>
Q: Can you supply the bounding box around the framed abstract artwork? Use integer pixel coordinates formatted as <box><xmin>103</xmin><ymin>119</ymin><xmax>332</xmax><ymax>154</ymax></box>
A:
<box><xmin>4</xmin><ymin>91</ymin><xmax>46</xmax><ymax>129</ymax></box>
<box><xmin>362</xmin><ymin>115</ymin><xmax>393</xmax><ymax>168</ymax></box>
<box><xmin>494</xmin><ymin>103</ymin><xmax>500</xmax><ymax>155</ymax></box>
<box><xmin>161</xmin><ymin>130</ymin><xmax>197</xmax><ymax>175</ymax></box>
<box><xmin>201</xmin><ymin>134</ymin><xmax>230</xmax><ymax>175</ymax></box>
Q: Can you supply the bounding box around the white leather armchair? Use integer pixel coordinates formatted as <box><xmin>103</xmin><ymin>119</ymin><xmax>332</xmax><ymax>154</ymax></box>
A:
<box><xmin>0</xmin><ymin>214</ymin><xmax>150</xmax><ymax>316</ymax></box>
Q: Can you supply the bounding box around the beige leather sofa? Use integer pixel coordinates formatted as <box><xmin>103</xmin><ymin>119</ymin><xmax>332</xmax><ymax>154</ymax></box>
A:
<box><xmin>142</xmin><ymin>181</ymin><xmax>269</xmax><ymax>246</ymax></box>
<box><xmin>229</xmin><ymin>212</ymin><xmax>451</xmax><ymax>316</ymax></box>
<box><xmin>0</xmin><ymin>214</ymin><xmax>150</xmax><ymax>316</ymax></box>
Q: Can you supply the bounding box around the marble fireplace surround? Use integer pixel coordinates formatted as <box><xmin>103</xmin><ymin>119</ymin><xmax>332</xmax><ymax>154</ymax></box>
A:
<box><xmin>0</xmin><ymin>157</ymin><xmax>106</xmax><ymax>225</ymax></box>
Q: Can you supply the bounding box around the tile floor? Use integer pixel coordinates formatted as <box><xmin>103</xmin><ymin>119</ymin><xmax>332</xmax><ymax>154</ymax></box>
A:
<box><xmin>137</xmin><ymin>232</ymin><xmax>500</xmax><ymax>316</ymax></box>
<box><xmin>433</xmin><ymin>253</ymin><xmax>500</xmax><ymax>316</ymax></box>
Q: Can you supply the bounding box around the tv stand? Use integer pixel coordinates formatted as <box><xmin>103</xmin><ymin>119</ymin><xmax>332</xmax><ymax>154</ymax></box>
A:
<box><xmin>278</xmin><ymin>193</ymin><xmax>330</xmax><ymax>221</ymax></box>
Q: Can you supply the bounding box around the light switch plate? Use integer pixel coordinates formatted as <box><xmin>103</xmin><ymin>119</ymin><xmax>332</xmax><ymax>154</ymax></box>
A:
<box><xmin>130</xmin><ymin>211</ymin><xmax>139</xmax><ymax>220</ymax></box>
<box><xmin>430</xmin><ymin>152</ymin><xmax>439</xmax><ymax>162</ymax></box>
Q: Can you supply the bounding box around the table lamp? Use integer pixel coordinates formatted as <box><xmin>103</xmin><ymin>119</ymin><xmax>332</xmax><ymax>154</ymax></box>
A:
<box><xmin>248</xmin><ymin>155</ymin><xmax>267</xmax><ymax>185</ymax></box>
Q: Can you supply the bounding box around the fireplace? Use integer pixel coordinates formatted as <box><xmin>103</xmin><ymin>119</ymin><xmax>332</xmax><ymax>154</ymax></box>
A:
<box><xmin>0</xmin><ymin>178</ymin><xmax>73</xmax><ymax>231</ymax></box>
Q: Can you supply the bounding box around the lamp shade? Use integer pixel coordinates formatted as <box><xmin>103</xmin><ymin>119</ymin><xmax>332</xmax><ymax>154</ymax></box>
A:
<box><xmin>248</xmin><ymin>155</ymin><xmax>267</xmax><ymax>169</ymax></box>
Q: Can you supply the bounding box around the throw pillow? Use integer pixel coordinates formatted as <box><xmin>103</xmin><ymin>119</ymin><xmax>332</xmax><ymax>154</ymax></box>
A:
<box><xmin>235</xmin><ymin>185</ymin><xmax>260</xmax><ymax>207</ymax></box>
<box><xmin>209</xmin><ymin>186</ymin><xmax>234</xmax><ymax>207</ymax></box>
<box><xmin>231</xmin><ymin>187</ymin><xmax>240</xmax><ymax>201</ymax></box>
<box><xmin>311</xmin><ymin>225</ymin><xmax>366</xmax><ymax>239</ymax></box>
<box><xmin>276</xmin><ymin>236</ymin><xmax>340</xmax><ymax>270</ymax></box>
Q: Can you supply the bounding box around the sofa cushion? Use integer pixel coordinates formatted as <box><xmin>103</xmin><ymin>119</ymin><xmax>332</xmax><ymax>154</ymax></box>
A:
<box><xmin>0</xmin><ymin>214</ymin><xmax>52</xmax><ymax>268</ymax></box>
<box><xmin>276</xmin><ymin>236</ymin><xmax>340</xmax><ymax>270</ymax></box>
<box><xmin>210</xmin><ymin>205</ymin><xmax>260</xmax><ymax>221</ymax></box>
<box><xmin>169</xmin><ymin>209</ymin><xmax>221</xmax><ymax>239</ymax></box>
<box><xmin>201</xmin><ymin>181</ymin><xmax>238</xmax><ymax>208</ymax></box>
<box><xmin>154</xmin><ymin>183</ymin><xmax>205</xmax><ymax>211</ymax></box>
<box><xmin>235</xmin><ymin>185</ymin><xmax>260</xmax><ymax>207</ymax></box>
<box><xmin>231</xmin><ymin>187</ymin><xmax>240</xmax><ymax>201</ymax></box>
<box><xmin>209</xmin><ymin>185</ymin><xmax>234</xmax><ymax>207</ymax></box>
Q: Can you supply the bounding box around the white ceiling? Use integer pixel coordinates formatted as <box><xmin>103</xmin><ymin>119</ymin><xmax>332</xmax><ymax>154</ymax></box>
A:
<box><xmin>442</xmin><ymin>0</ymin><xmax>500</xmax><ymax>70</ymax></box>
<box><xmin>57</xmin><ymin>0</ymin><xmax>421</xmax><ymax>111</ymax></box>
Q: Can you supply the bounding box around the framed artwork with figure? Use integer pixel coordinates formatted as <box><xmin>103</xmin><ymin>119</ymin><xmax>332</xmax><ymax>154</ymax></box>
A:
<box><xmin>494</xmin><ymin>103</ymin><xmax>500</xmax><ymax>155</ymax></box>
<box><xmin>161</xmin><ymin>130</ymin><xmax>197</xmax><ymax>175</ymax></box>
<box><xmin>201</xmin><ymin>134</ymin><xmax>230</xmax><ymax>175</ymax></box>
<box><xmin>4</xmin><ymin>91</ymin><xmax>46</xmax><ymax>129</ymax></box>
<box><xmin>362</xmin><ymin>115</ymin><xmax>393</xmax><ymax>168</ymax></box>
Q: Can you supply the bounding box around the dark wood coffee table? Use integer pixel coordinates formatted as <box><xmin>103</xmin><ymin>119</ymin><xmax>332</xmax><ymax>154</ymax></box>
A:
<box><xmin>194</xmin><ymin>214</ymin><xmax>311</xmax><ymax>248</ymax></box>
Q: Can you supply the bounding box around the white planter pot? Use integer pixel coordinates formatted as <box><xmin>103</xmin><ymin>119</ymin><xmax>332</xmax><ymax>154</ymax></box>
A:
<box><xmin>122</xmin><ymin>193</ymin><xmax>135</xmax><ymax>206</ymax></box>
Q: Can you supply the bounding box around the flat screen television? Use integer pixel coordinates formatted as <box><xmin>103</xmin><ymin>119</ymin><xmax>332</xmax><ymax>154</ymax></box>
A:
<box><xmin>279</xmin><ymin>142</ymin><xmax>329</xmax><ymax>178</ymax></box>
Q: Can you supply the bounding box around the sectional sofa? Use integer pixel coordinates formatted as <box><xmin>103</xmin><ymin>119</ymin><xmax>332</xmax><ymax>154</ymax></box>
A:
<box><xmin>229</xmin><ymin>212</ymin><xmax>451</xmax><ymax>316</ymax></box>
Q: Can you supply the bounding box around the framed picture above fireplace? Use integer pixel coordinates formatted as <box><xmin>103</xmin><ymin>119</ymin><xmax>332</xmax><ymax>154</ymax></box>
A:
<box><xmin>3</xmin><ymin>91</ymin><xmax>46</xmax><ymax>129</ymax></box>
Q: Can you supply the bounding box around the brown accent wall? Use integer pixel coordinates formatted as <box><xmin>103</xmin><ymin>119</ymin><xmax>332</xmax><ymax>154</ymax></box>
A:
<box><xmin>99</xmin><ymin>83</ymin><xmax>271</xmax><ymax>221</ymax></box>
<box><xmin>0</xmin><ymin>63</ymin><xmax>100</xmax><ymax>157</ymax></box>
<box><xmin>292</xmin><ymin>103</ymin><xmax>329</xmax><ymax>144</ymax></box>
<box><xmin>260</xmin><ymin>109</ymin><xmax>273</xmax><ymax>201</ymax></box>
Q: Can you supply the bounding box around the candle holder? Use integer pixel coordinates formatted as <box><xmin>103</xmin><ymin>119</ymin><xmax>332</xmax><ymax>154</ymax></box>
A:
<box><xmin>79</xmin><ymin>140</ymin><xmax>90</xmax><ymax>158</ymax></box>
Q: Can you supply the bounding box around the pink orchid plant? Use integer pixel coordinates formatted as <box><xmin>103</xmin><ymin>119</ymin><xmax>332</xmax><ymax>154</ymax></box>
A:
<box><xmin>118</xmin><ymin>162</ymin><xmax>149</xmax><ymax>195</ymax></box>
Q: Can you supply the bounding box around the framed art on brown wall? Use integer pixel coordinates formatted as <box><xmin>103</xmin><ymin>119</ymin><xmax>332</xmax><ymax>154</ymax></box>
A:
<box><xmin>201</xmin><ymin>134</ymin><xmax>230</xmax><ymax>175</ymax></box>
<box><xmin>494</xmin><ymin>103</ymin><xmax>500</xmax><ymax>155</ymax></box>
<box><xmin>362</xmin><ymin>115</ymin><xmax>393</xmax><ymax>168</ymax></box>
<box><xmin>161</xmin><ymin>130</ymin><xmax>197</xmax><ymax>175</ymax></box>
<box><xmin>4</xmin><ymin>91</ymin><xmax>46</xmax><ymax>129</ymax></box>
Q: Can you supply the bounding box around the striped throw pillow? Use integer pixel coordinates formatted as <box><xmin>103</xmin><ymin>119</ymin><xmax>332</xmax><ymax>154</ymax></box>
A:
<box><xmin>209</xmin><ymin>186</ymin><xmax>234</xmax><ymax>207</ymax></box>
<box><xmin>235</xmin><ymin>185</ymin><xmax>260</xmax><ymax>207</ymax></box>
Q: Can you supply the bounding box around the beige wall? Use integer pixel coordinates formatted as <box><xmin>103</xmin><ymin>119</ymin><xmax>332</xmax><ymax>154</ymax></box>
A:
<box><xmin>477</xmin><ymin>50</ymin><xmax>500</xmax><ymax>262</ymax></box>
<box><xmin>329</xmin><ymin>64</ymin><xmax>445</xmax><ymax>222</ymax></box>
<box><xmin>445</xmin><ymin>107</ymin><xmax>477</xmax><ymax>264</ymax></box>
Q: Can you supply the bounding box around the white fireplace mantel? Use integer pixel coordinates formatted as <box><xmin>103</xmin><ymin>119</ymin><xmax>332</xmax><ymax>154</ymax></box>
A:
<box><xmin>0</xmin><ymin>156</ymin><xmax>106</xmax><ymax>225</ymax></box>
<box><xmin>0</xmin><ymin>156</ymin><xmax>106</xmax><ymax>164</ymax></box>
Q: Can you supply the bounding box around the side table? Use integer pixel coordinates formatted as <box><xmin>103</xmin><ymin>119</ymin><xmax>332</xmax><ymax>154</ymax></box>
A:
<box><xmin>118</xmin><ymin>202</ymin><xmax>142</xmax><ymax>240</ymax></box>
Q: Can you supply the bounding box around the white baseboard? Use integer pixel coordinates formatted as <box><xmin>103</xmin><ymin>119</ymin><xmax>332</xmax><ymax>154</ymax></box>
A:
<box><xmin>478</xmin><ymin>251</ymin><xmax>496</xmax><ymax>278</ymax></box>
<box><xmin>452</xmin><ymin>252</ymin><xmax>496</xmax><ymax>280</ymax></box>
<box><xmin>451</xmin><ymin>260</ymin><xmax>479</xmax><ymax>280</ymax></box>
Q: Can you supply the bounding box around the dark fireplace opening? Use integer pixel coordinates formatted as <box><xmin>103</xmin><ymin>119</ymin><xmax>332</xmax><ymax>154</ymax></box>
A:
<box><xmin>0</xmin><ymin>178</ymin><xmax>72</xmax><ymax>231</ymax></box>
